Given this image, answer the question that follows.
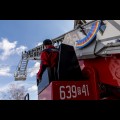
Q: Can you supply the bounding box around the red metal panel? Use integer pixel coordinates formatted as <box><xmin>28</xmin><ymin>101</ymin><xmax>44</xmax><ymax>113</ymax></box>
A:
<box><xmin>52</xmin><ymin>66</ymin><xmax>100</xmax><ymax>100</ymax></box>
<box><xmin>81</xmin><ymin>54</ymin><xmax>120</xmax><ymax>87</ymax></box>
<box><xmin>52</xmin><ymin>81</ymin><xmax>98</xmax><ymax>100</ymax></box>
<box><xmin>38</xmin><ymin>66</ymin><xmax>100</xmax><ymax>100</ymax></box>
<box><xmin>82</xmin><ymin>67</ymin><xmax>100</xmax><ymax>99</ymax></box>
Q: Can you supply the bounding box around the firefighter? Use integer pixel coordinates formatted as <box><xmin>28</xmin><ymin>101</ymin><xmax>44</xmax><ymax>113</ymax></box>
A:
<box><xmin>37</xmin><ymin>39</ymin><xmax>59</xmax><ymax>85</ymax></box>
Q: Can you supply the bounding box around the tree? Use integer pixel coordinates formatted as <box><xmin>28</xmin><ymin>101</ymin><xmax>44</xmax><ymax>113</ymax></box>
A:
<box><xmin>1</xmin><ymin>84</ymin><xmax>27</xmax><ymax>100</ymax></box>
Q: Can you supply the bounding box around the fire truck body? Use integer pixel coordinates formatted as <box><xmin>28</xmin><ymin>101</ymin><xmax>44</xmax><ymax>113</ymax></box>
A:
<box><xmin>38</xmin><ymin>20</ymin><xmax>120</xmax><ymax>100</ymax></box>
<box><xmin>14</xmin><ymin>20</ymin><xmax>120</xmax><ymax>100</ymax></box>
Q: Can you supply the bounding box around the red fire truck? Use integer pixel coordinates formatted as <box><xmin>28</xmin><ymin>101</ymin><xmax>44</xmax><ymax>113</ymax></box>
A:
<box><xmin>14</xmin><ymin>20</ymin><xmax>120</xmax><ymax>100</ymax></box>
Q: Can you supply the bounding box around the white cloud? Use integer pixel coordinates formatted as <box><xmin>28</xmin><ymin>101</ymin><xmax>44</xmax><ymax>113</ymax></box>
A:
<box><xmin>36</xmin><ymin>42</ymin><xmax>43</xmax><ymax>46</ymax></box>
<box><xmin>0</xmin><ymin>66</ymin><xmax>12</xmax><ymax>76</ymax></box>
<box><xmin>0</xmin><ymin>85</ymin><xmax>9</xmax><ymax>93</ymax></box>
<box><xmin>28</xmin><ymin>85</ymin><xmax>37</xmax><ymax>92</ymax></box>
<box><xmin>16</xmin><ymin>46</ymin><xmax>27</xmax><ymax>55</ymax></box>
<box><xmin>28</xmin><ymin>62</ymin><xmax>40</xmax><ymax>77</ymax></box>
<box><xmin>0</xmin><ymin>38</ymin><xmax>17</xmax><ymax>60</ymax></box>
<box><xmin>0</xmin><ymin>38</ymin><xmax>27</xmax><ymax>60</ymax></box>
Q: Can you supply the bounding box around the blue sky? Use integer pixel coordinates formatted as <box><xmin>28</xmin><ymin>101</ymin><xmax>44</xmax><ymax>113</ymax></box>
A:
<box><xmin>0</xmin><ymin>20</ymin><xmax>74</xmax><ymax>100</ymax></box>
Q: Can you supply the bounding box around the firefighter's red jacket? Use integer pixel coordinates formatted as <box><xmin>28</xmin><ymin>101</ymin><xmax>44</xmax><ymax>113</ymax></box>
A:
<box><xmin>37</xmin><ymin>45</ymin><xmax>59</xmax><ymax>79</ymax></box>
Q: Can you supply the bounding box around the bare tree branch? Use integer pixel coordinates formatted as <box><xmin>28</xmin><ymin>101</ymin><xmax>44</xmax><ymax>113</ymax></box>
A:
<box><xmin>1</xmin><ymin>84</ymin><xmax>27</xmax><ymax>100</ymax></box>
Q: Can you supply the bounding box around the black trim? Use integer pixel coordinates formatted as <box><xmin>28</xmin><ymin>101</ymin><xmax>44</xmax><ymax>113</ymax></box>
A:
<box><xmin>24</xmin><ymin>93</ymin><xmax>30</xmax><ymax>100</ymax></box>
